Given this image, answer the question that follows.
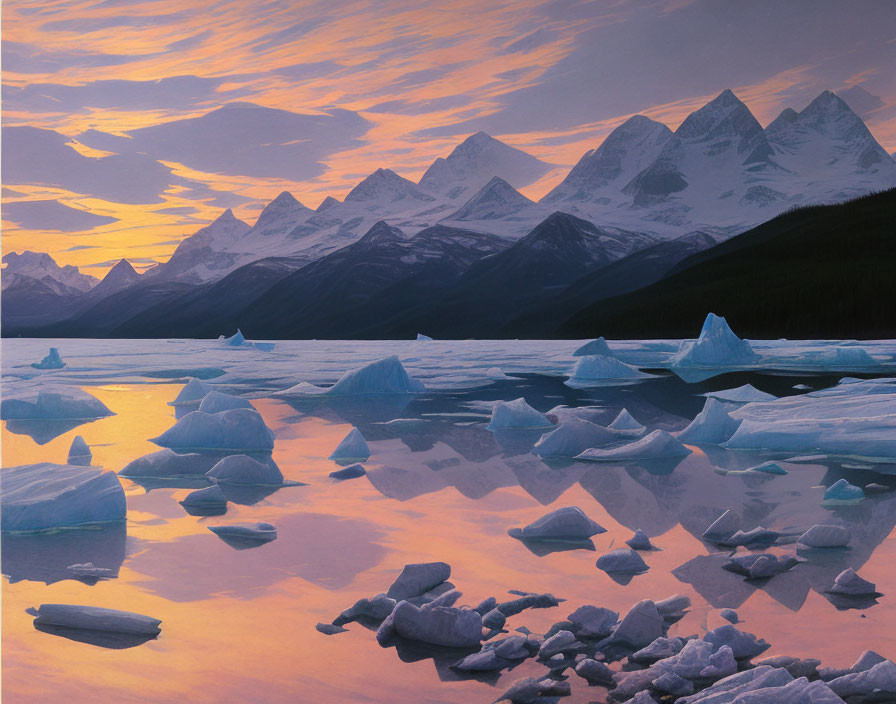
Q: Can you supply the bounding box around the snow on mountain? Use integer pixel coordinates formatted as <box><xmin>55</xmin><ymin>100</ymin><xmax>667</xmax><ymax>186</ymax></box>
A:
<box><xmin>418</xmin><ymin>131</ymin><xmax>552</xmax><ymax>200</ymax></box>
<box><xmin>89</xmin><ymin>259</ymin><xmax>140</xmax><ymax>297</ymax></box>
<box><xmin>445</xmin><ymin>176</ymin><xmax>535</xmax><ymax>221</ymax></box>
<box><xmin>251</xmin><ymin>191</ymin><xmax>313</xmax><ymax>236</ymax></box>
<box><xmin>345</xmin><ymin>168</ymin><xmax>436</xmax><ymax>207</ymax></box>
<box><xmin>2</xmin><ymin>250</ymin><xmax>98</xmax><ymax>292</ymax></box>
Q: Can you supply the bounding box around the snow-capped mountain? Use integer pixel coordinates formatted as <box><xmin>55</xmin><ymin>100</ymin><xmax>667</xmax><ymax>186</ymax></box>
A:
<box><xmin>2</xmin><ymin>250</ymin><xmax>98</xmax><ymax>293</ymax></box>
<box><xmin>418</xmin><ymin>131</ymin><xmax>552</xmax><ymax>200</ymax></box>
<box><xmin>345</xmin><ymin>168</ymin><xmax>437</xmax><ymax>207</ymax></box>
<box><xmin>445</xmin><ymin>176</ymin><xmax>535</xmax><ymax>221</ymax></box>
<box><xmin>251</xmin><ymin>191</ymin><xmax>313</xmax><ymax>237</ymax></box>
<box><xmin>88</xmin><ymin>258</ymin><xmax>140</xmax><ymax>298</ymax></box>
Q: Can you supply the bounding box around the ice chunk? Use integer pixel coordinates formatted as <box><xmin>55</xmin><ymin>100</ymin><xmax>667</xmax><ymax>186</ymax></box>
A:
<box><xmin>487</xmin><ymin>397</ymin><xmax>552</xmax><ymax>430</ymax></box>
<box><xmin>567</xmin><ymin>605</ymin><xmax>618</xmax><ymax>638</ymax></box>
<box><xmin>670</xmin><ymin>313</ymin><xmax>757</xmax><ymax>368</ymax></box>
<box><xmin>276</xmin><ymin>356</ymin><xmax>424</xmax><ymax>397</ymax></box>
<box><xmin>330</xmin><ymin>464</ymin><xmax>366</xmax><ymax>480</ymax></box>
<box><xmin>653</xmin><ymin>671</ymin><xmax>694</xmax><ymax>696</ymax></box>
<box><xmin>208</xmin><ymin>522</ymin><xmax>276</xmax><ymax>543</ymax></box>
<box><xmin>596</xmin><ymin>548</ymin><xmax>649</xmax><ymax>574</ymax></box>
<box><xmin>576</xmin><ymin>429</ymin><xmax>691</xmax><ymax>461</ymax></box>
<box><xmin>180</xmin><ymin>485</ymin><xmax>227</xmax><ymax>508</ymax></box>
<box><xmin>415</xmin><ymin>333</ymin><xmax>433</xmax><ymax>341</ymax></box>
<box><xmin>852</xmin><ymin>650</ymin><xmax>887</xmax><ymax>672</ymax></box>
<box><xmin>798</xmin><ymin>525</ymin><xmax>850</xmax><ymax>548</ymax></box>
<box><xmin>724</xmin><ymin>553</ymin><xmax>798</xmax><ymax>579</ymax></box>
<box><xmin>197</xmin><ymin>391</ymin><xmax>253</xmax><ymax>414</ymax></box>
<box><xmin>703</xmin><ymin>625</ymin><xmax>770</xmax><ymax>660</ymax></box>
<box><xmin>1</xmin><ymin>387</ymin><xmax>113</xmax><ymax>421</ymax></box>
<box><xmin>316</xmin><ymin>623</ymin><xmax>347</xmax><ymax>635</ymax></box>
<box><xmin>720</xmin><ymin>608</ymin><xmax>739</xmax><ymax>624</ymax></box>
<box><xmin>702</xmin><ymin>510</ymin><xmax>740</xmax><ymax>543</ymax></box>
<box><xmin>626</xmin><ymin>529</ymin><xmax>655</xmax><ymax>551</ymax></box>
<box><xmin>631</xmin><ymin>636</ymin><xmax>687</xmax><ymax>664</ymax></box>
<box><xmin>824</xmin><ymin>479</ymin><xmax>864</xmax><ymax>501</ymax></box>
<box><xmin>828</xmin><ymin>660</ymin><xmax>896</xmax><ymax>701</ymax></box>
<box><xmin>376</xmin><ymin>599</ymin><xmax>482</xmax><ymax>648</ymax></box>
<box><xmin>827</xmin><ymin>568</ymin><xmax>878</xmax><ymax>596</ymax></box>
<box><xmin>575</xmin><ymin>657</ymin><xmax>614</xmax><ymax>684</ymax></box>
<box><xmin>609</xmin><ymin>408</ymin><xmax>646</xmax><ymax>432</ymax></box>
<box><xmin>31</xmin><ymin>604</ymin><xmax>161</xmax><ymax>635</ymax></box>
<box><xmin>119</xmin><ymin>449</ymin><xmax>218</xmax><ymax>478</ymax></box>
<box><xmin>151</xmin><ymin>408</ymin><xmax>275</xmax><ymax>452</ymax></box>
<box><xmin>565</xmin><ymin>354</ymin><xmax>651</xmax><ymax>387</ymax></box>
<box><xmin>573</xmin><ymin>337</ymin><xmax>613</xmax><ymax>357</ymax></box>
<box><xmin>386</xmin><ymin>562</ymin><xmax>451</xmax><ymax>601</ymax></box>
<box><xmin>1</xmin><ymin>463</ymin><xmax>126</xmax><ymax>532</ymax></box>
<box><xmin>452</xmin><ymin>649</ymin><xmax>505</xmax><ymax>671</ymax></box>
<box><xmin>677</xmin><ymin>398</ymin><xmax>742</xmax><ymax>444</ymax></box>
<box><xmin>31</xmin><ymin>347</ymin><xmax>66</xmax><ymax>370</ymax></box>
<box><xmin>205</xmin><ymin>454</ymin><xmax>283</xmax><ymax>486</ymax></box>
<box><xmin>700</xmin><ymin>646</ymin><xmax>738</xmax><ymax>679</ymax></box>
<box><xmin>508</xmin><ymin>506</ymin><xmax>606</xmax><ymax>541</ymax></box>
<box><xmin>705</xmin><ymin>384</ymin><xmax>777</xmax><ymax>404</ymax></box>
<box><xmin>538</xmin><ymin>630</ymin><xmax>586</xmax><ymax>658</ymax></box>
<box><xmin>747</xmin><ymin>461</ymin><xmax>788</xmax><ymax>475</ymax></box>
<box><xmin>817</xmin><ymin>346</ymin><xmax>880</xmax><ymax>367</ymax></box>
<box><xmin>609</xmin><ymin>600</ymin><xmax>665</xmax><ymax>650</ymax></box>
<box><xmin>168</xmin><ymin>378</ymin><xmax>215</xmax><ymax>406</ymax></box>
<box><xmin>67</xmin><ymin>435</ymin><xmax>92</xmax><ymax>466</ymax></box>
<box><xmin>329</xmin><ymin>427</ymin><xmax>370</xmax><ymax>461</ymax></box>
<box><xmin>223</xmin><ymin>329</ymin><xmax>246</xmax><ymax>346</ymax></box>
<box><xmin>531</xmin><ymin>418</ymin><xmax>618</xmax><ymax>458</ymax></box>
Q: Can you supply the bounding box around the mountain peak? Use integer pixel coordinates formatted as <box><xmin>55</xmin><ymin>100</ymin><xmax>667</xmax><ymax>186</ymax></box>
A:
<box><xmin>446</xmin><ymin>176</ymin><xmax>535</xmax><ymax>221</ymax></box>
<box><xmin>271</xmin><ymin>191</ymin><xmax>300</xmax><ymax>206</ymax></box>
<box><xmin>214</xmin><ymin>208</ymin><xmax>238</xmax><ymax>223</ymax></box>
<box><xmin>345</xmin><ymin>168</ymin><xmax>434</xmax><ymax>204</ymax></box>
<box><xmin>356</xmin><ymin>220</ymin><xmax>406</xmax><ymax>246</ymax></box>
<box><xmin>316</xmin><ymin>195</ymin><xmax>341</xmax><ymax>212</ymax></box>
<box><xmin>97</xmin><ymin>258</ymin><xmax>140</xmax><ymax>291</ymax></box>
<box><xmin>253</xmin><ymin>191</ymin><xmax>311</xmax><ymax>232</ymax></box>
<box><xmin>676</xmin><ymin>89</ymin><xmax>754</xmax><ymax>139</ymax></box>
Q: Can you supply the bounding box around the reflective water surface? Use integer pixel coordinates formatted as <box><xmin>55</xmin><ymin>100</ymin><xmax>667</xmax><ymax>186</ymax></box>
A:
<box><xmin>3</xmin><ymin>344</ymin><xmax>896</xmax><ymax>703</ymax></box>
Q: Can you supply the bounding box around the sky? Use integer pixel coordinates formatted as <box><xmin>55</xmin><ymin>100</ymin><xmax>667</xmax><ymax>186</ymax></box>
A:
<box><xmin>2</xmin><ymin>0</ymin><xmax>896</xmax><ymax>276</ymax></box>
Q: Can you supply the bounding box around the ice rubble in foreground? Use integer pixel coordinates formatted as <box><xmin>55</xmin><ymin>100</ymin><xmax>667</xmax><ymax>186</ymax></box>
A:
<box><xmin>1</xmin><ymin>387</ymin><xmax>113</xmax><ymax>421</ymax></box>
<box><xmin>31</xmin><ymin>347</ymin><xmax>66</xmax><ymax>370</ymax></box>
<box><xmin>565</xmin><ymin>354</ymin><xmax>652</xmax><ymax>387</ymax></box>
<box><xmin>275</xmin><ymin>355</ymin><xmax>424</xmax><ymax>397</ymax></box>
<box><xmin>31</xmin><ymin>605</ymin><xmax>161</xmax><ymax>635</ymax></box>
<box><xmin>670</xmin><ymin>313</ymin><xmax>757</xmax><ymax>368</ymax></box>
<box><xmin>487</xmin><ymin>397</ymin><xmax>552</xmax><ymax>430</ymax></box>
<box><xmin>151</xmin><ymin>408</ymin><xmax>275</xmax><ymax>452</ymax></box>
<box><xmin>722</xmin><ymin>377</ymin><xmax>896</xmax><ymax>458</ymax></box>
<box><xmin>1</xmin><ymin>464</ymin><xmax>126</xmax><ymax>532</ymax></box>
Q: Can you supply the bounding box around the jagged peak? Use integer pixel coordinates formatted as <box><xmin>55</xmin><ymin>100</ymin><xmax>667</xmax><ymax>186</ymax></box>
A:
<box><xmin>270</xmin><ymin>191</ymin><xmax>300</xmax><ymax>207</ymax></box>
<box><xmin>101</xmin><ymin>258</ymin><xmax>139</xmax><ymax>283</ymax></box>
<box><xmin>801</xmin><ymin>89</ymin><xmax>856</xmax><ymax>118</ymax></box>
<box><xmin>676</xmin><ymin>89</ymin><xmax>755</xmax><ymax>139</ymax></box>
<box><xmin>316</xmin><ymin>195</ymin><xmax>341</xmax><ymax>212</ymax></box>
<box><xmin>356</xmin><ymin>219</ymin><xmax>405</xmax><ymax>244</ymax></box>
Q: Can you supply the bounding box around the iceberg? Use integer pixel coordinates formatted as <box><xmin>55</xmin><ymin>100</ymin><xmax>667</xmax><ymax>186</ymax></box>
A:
<box><xmin>1</xmin><ymin>463</ymin><xmax>126</xmax><ymax>532</ymax></box>
<box><xmin>119</xmin><ymin>449</ymin><xmax>218</xmax><ymax>478</ymax></box>
<box><xmin>608</xmin><ymin>599</ymin><xmax>665</xmax><ymax>650</ymax></box>
<box><xmin>565</xmin><ymin>354</ymin><xmax>652</xmax><ymax>387</ymax></box>
<box><xmin>376</xmin><ymin>599</ymin><xmax>482</xmax><ymax>648</ymax></box>
<box><xmin>531</xmin><ymin>418</ymin><xmax>618</xmax><ymax>458</ymax></box>
<box><xmin>828</xmin><ymin>660</ymin><xmax>896</xmax><ymax>701</ymax></box>
<box><xmin>576</xmin><ymin>430</ymin><xmax>691</xmax><ymax>462</ymax></box>
<box><xmin>798</xmin><ymin>525</ymin><xmax>850</xmax><ymax>548</ymax></box>
<box><xmin>208</xmin><ymin>522</ymin><xmax>277</xmax><ymax>543</ymax></box>
<box><xmin>168</xmin><ymin>378</ymin><xmax>216</xmax><ymax>407</ymax></box>
<box><xmin>330</xmin><ymin>464</ymin><xmax>366</xmax><ymax>480</ymax></box>
<box><xmin>677</xmin><ymin>399</ymin><xmax>742</xmax><ymax>444</ymax></box>
<box><xmin>573</xmin><ymin>337</ymin><xmax>614</xmax><ymax>357</ymax></box>
<box><xmin>276</xmin><ymin>356</ymin><xmax>424</xmax><ymax>397</ymax></box>
<box><xmin>329</xmin><ymin>427</ymin><xmax>370</xmax><ymax>462</ymax></box>
<box><xmin>31</xmin><ymin>604</ymin><xmax>161</xmax><ymax>635</ymax></box>
<box><xmin>824</xmin><ymin>479</ymin><xmax>864</xmax><ymax>501</ymax></box>
<box><xmin>386</xmin><ymin>562</ymin><xmax>451</xmax><ymax>601</ymax></box>
<box><xmin>1</xmin><ymin>387</ymin><xmax>113</xmax><ymax>421</ymax></box>
<box><xmin>151</xmin><ymin>408</ymin><xmax>275</xmax><ymax>452</ymax></box>
<box><xmin>222</xmin><ymin>329</ymin><xmax>247</xmax><ymax>346</ymax></box>
<box><xmin>567</xmin><ymin>605</ymin><xmax>618</xmax><ymax>639</ymax></box>
<box><xmin>670</xmin><ymin>313</ymin><xmax>757</xmax><ymax>368</ymax></box>
<box><xmin>596</xmin><ymin>548</ymin><xmax>649</xmax><ymax>574</ymax></box>
<box><xmin>67</xmin><ymin>435</ymin><xmax>92</xmax><ymax>466</ymax></box>
<box><xmin>575</xmin><ymin>658</ymin><xmax>615</xmax><ymax>684</ymax></box>
<box><xmin>180</xmin><ymin>485</ymin><xmax>227</xmax><ymax>508</ymax></box>
<box><xmin>31</xmin><ymin>347</ymin><xmax>66</xmax><ymax>370</ymax></box>
<box><xmin>703</xmin><ymin>384</ymin><xmax>777</xmax><ymax>403</ymax></box>
<box><xmin>415</xmin><ymin>333</ymin><xmax>433</xmax><ymax>341</ymax></box>
<box><xmin>508</xmin><ymin>507</ymin><xmax>606</xmax><ymax>541</ymax></box>
<box><xmin>609</xmin><ymin>408</ymin><xmax>646</xmax><ymax>432</ymax></box>
<box><xmin>815</xmin><ymin>346</ymin><xmax>880</xmax><ymax>367</ymax></box>
<box><xmin>626</xmin><ymin>529</ymin><xmax>656</xmax><ymax>550</ymax></box>
<box><xmin>827</xmin><ymin>568</ymin><xmax>879</xmax><ymax>596</ymax></box>
<box><xmin>205</xmin><ymin>454</ymin><xmax>284</xmax><ymax>485</ymax></box>
<box><xmin>487</xmin><ymin>397</ymin><xmax>552</xmax><ymax>430</ymax></box>
<box><xmin>197</xmin><ymin>391</ymin><xmax>254</xmax><ymax>414</ymax></box>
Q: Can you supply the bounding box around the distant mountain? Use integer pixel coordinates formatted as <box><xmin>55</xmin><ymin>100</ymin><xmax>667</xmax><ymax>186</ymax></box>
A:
<box><xmin>344</xmin><ymin>168</ymin><xmax>436</xmax><ymax>207</ymax></box>
<box><xmin>88</xmin><ymin>259</ymin><xmax>140</xmax><ymax>298</ymax></box>
<box><xmin>251</xmin><ymin>191</ymin><xmax>313</xmax><ymax>237</ymax></box>
<box><xmin>418</xmin><ymin>131</ymin><xmax>551</xmax><ymax>200</ymax></box>
<box><xmin>555</xmin><ymin>188</ymin><xmax>896</xmax><ymax>339</ymax></box>
<box><xmin>2</xmin><ymin>250</ymin><xmax>98</xmax><ymax>292</ymax></box>
<box><xmin>445</xmin><ymin>177</ymin><xmax>535</xmax><ymax>221</ymax></box>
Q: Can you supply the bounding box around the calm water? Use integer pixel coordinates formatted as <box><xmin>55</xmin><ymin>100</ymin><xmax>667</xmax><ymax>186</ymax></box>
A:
<box><xmin>3</xmin><ymin>340</ymin><xmax>896</xmax><ymax>703</ymax></box>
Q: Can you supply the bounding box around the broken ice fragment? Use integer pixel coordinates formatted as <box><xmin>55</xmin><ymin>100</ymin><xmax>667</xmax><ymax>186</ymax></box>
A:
<box><xmin>508</xmin><ymin>506</ymin><xmax>606</xmax><ymax>541</ymax></box>
<box><xmin>329</xmin><ymin>427</ymin><xmax>370</xmax><ymax>462</ymax></box>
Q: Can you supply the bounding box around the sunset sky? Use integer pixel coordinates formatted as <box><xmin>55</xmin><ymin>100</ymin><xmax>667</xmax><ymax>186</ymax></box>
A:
<box><xmin>3</xmin><ymin>0</ymin><xmax>895</xmax><ymax>276</ymax></box>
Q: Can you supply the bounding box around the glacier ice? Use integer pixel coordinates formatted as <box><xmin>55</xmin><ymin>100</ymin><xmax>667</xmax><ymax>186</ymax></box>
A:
<box><xmin>67</xmin><ymin>435</ymin><xmax>92</xmax><ymax>466</ymax></box>
<box><xmin>531</xmin><ymin>418</ymin><xmax>618</xmax><ymax>458</ymax></box>
<box><xmin>576</xmin><ymin>429</ymin><xmax>691</xmax><ymax>461</ymax></box>
<box><xmin>31</xmin><ymin>604</ymin><xmax>161</xmax><ymax>635</ymax></box>
<box><xmin>609</xmin><ymin>408</ymin><xmax>646</xmax><ymax>433</ymax></box>
<box><xmin>677</xmin><ymin>398</ymin><xmax>742</xmax><ymax>444</ymax></box>
<box><xmin>31</xmin><ymin>347</ymin><xmax>66</xmax><ymax>370</ymax></box>
<box><xmin>168</xmin><ymin>378</ymin><xmax>216</xmax><ymax>407</ymax></box>
<box><xmin>703</xmin><ymin>384</ymin><xmax>776</xmax><ymax>403</ymax></box>
<box><xmin>329</xmin><ymin>427</ymin><xmax>370</xmax><ymax>461</ymax></box>
<box><xmin>1</xmin><ymin>463</ymin><xmax>126</xmax><ymax>532</ymax></box>
<box><xmin>596</xmin><ymin>548</ymin><xmax>649</xmax><ymax>574</ymax></box>
<box><xmin>276</xmin><ymin>355</ymin><xmax>424</xmax><ymax>397</ymax></box>
<box><xmin>151</xmin><ymin>408</ymin><xmax>275</xmax><ymax>452</ymax></box>
<box><xmin>487</xmin><ymin>397</ymin><xmax>552</xmax><ymax>430</ymax></box>
<box><xmin>815</xmin><ymin>346</ymin><xmax>880</xmax><ymax>367</ymax></box>
<box><xmin>824</xmin><ymin>479</ymin><xmax>864</xmax><ymax>501</ymax></box>
<box><xmin>671</xmin><ymin>313</ymin><xmax>757</xmax><ymax>368</ymax></box>
<box><xmin>508</xmin><ymin>506</ymin><xmax>606</xmax><ymax>541</ymax></box>
<box><xmin>206</xmin><ymin>454</ymin><xmax>284</xmax><ymax>485</ymax></box>
<box><xmin>798</xmin><ymin>525</ymin><xmax>850</xmax><ymax>548</ymax></box>
<box><xmin>565</xmin><ymin>354</ymin><xmax>652</xmax><ymax>387</ymax></box>
<box><xmin>1</xmin><ymin>387</ymin><xmax>113</xmax><ymax>421</ymax></box>
<box><xmin>197</xmin><ymin>390</ymin><xmax>254</xmax><ymax>414</ymax></box>
<box><xmin>573</xmin><ymin>337</ymin><xmax>613</xmax><ymax>357</ymax></box>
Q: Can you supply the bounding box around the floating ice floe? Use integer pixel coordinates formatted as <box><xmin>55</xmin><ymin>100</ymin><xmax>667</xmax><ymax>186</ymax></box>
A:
<box><xmin>330</xmin><ymin>464</ymin><xmax>366</xmax><ymax>480</ymax></box>
<box><xmin>208</xmin><ymin>522</ymin><xmax>277</xmax><ymax>543</ymax></box>
<box><xmin>670</xmin><ymin>313</ymin><xmax>757</xmax><ymax>368</ymax></box>
<box><xmin>508</xmin><ymin>507</ymin><xmax>606</xmax><ymax>542</ymax></box>
<box><xmin>1</xmin><ymin>387</ymin><xmax>113</xmax><ymax>421</ymax></box>
<box><xmin>329</xmin><ymin>427</ymin><xmax>370</xmax><ymax>462</ymax></box>
<box><xmin>677</xmin><ymin>399</ymin><xmax>742</xmax><ymax>444</ymax></box>
<box><xmin>275</xmin><ymin>355</ymin><xmax>424</xmax><ymax>397</ymax></box>
<box><xmin>151</xmin><ymin>408</ymin><xmax>275</xmax><ymax>452</ymax></box>
<box><xmin>626</xmin><ymin>529</ymin><xmax>656</xmax><ymax>550</ymax></box>
<box><xmin>573</xmin><ymin>337</ymin><xmax>614</xmax><ymax>357</ymax></box>
<box><xmin>30</xmin><ymin>604</ymin><xmax>161</xmax><ymax>635</ymax></box>
<box><xmin>168</xmin><ymin>378</ymin><xmax>216</xmax><ymax>407</ymax></box>
<box><xmin>119</xmin><ymin>449</ymin><xmax>218</xmax><ymax>478</ymax></box>
<box><xmin>197</xmin><ymin>391</ymin><xmax>253</xmax><ymax>414</ymax></box>
<box><xmin>609</xmin><ymin>408</ymin><xmax>646</xmax><ymax>433</ymax></box>
<box><xmin>596</xmin><ymin>548</ymin><xmax>649</xmax><ymax>574</ymax></box>
<box><xmin>67</xmin><ymin>435</ymin><xmax>92</xmax><ymax>466</ymax></box>
<box><xmin>824</xmin><ymin>479</ymin><xmax>864</xmax><ymax>501</ymax></box>
<box><xmin>798</xmin><ymin>525</ymin><xmax>850</xmax><ymax>548</ymax></box>
<box><xmin>720</xmin><ymin>608</ymin><xmax>739</xmax><ymax>624</ymax></box>
<box><xmin>813</xmin><ymin>346</ymin><xmax>880</xmax><ymax>367</ymax></box>
<box><xmin>415</xmin><ymin>333</ymin><xmax>433</xmax><ymax>341</ymax></box>
<box><xmin>1</xmin><ymin>464</ymin><xmax>126</xmax><ymax>532</ymax></box>
<box><xmin>576</xmin><ymin>430</ymin><xmax>691</xmax><ymax>462</ymax></box>
<box><xmin>703</xmin><ymin>384</ymin><xmax>776</xmax><ymax>404</ymax></box>
<box><xmin>205</xmin><ymin>454</ymin><xmax>283</xmax><ymax>485</ymax></box>
<box><xmin>827</xmin><ymin>568</ymin><xmax>879</xmax><ymax>596</ymax></box>
<box><xmin>565</xmin><ymin>354</ymin><xmax>652</xmax><ymax>387</ymax></box>
<box><xmin>180</xmin><ymin>485</ymin><xmax>227</xmax><ymax>509</ymax></box>
<box><xmin>31</xmin><ymin>347</ymin><xmax>66</xmax><ymax>370</ymax></box>
<box><xmin>376</xmin><ymin>597</ymin><xmax>482</xmax><ymax>648</ymax></box>
<box><xmin>531</xmin><ymin>418</ymin><xmax>618</xmax><ymax>458</ymax></box>
<box><xmin>487</xmin><ymin>397</ymin><xmax>552</xmax><ymax>430</ymax></box>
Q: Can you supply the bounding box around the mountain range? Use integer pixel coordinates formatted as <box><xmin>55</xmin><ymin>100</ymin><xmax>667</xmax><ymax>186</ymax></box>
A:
<box><xmin>3</xmin><ymin>88</ymin><xmax>895</xmax><ymax>339</ymax></box>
